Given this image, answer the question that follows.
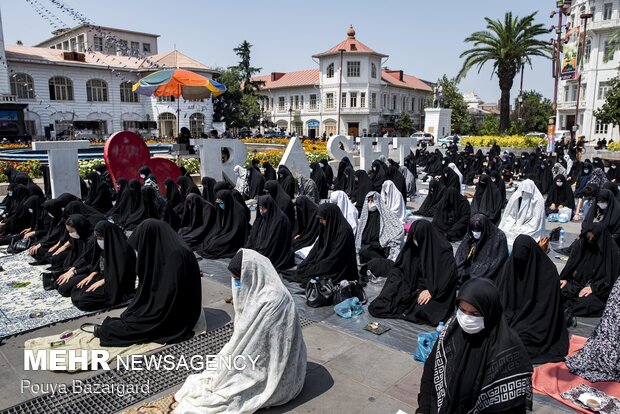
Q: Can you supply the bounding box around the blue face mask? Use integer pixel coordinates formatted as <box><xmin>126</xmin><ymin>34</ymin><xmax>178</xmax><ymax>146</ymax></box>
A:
<box><xmin>233</xmin><ymin>278</ymin><xmax>241</xmax><ymax>289</ymax></box>
<box><xmin>218</xmin><ymin>203</ymin><xmax>225</xmax><ymax>210</ymax></box>
<box><xmin>260</xmin><ymin>212</ymin><xmax>268</xmax><ymax>219</ymax></box>
<box><xmin>7</xmin><ymin>191</ymin><xmax>12</xmax><ymax>196</ymax></box>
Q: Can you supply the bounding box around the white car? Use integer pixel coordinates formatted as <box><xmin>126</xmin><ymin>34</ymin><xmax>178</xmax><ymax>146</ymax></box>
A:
<box><xmin>410</xmin><ymin>132</ymin><xmax>434</xmax><ymax>146</ymax></box>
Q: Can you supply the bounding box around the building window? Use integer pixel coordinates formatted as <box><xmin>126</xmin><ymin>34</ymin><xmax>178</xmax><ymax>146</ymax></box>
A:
<box><xmin>596</xmin><ymin>119</ymin><xmax>610</xmax><ymax>134</ymax></box>
<box><xmin>350</xmin><ymin>92</ymin><xmax>357</xmax><ymax>108</ymax></box>
<box><xmin>62</xmin><ymin>40</ymin><xmax>69</xmax><ymax>50</ymax></box>
<box><xmin>382</xmin><ymin>94</ymin><xmax>387</xmax><ymax>109</ymax></box>
<box><xmin>93</xmin><ymin>36</ymin><xmax>103</xmax><ymax>52</ymax></box>
<box><xmin>157</xmin><ymin>96</ymin><xmax>175</xmax><ymax>102</ymax></box>
<box><xmin>131</xmin><ymin>41</ymin><xmax>140</xmax><ymax>55</ymax></box>
<box><xmin>86</xmin><ymin>79</ymin><xmax>108</xmax><ymax>102</ymax></box>
<box><xmin>270</xmin><ymin>98</ymin><xmax>274</xmax><ymax>110</ymax></box>
<box><xmin>571</xmin><ymin>84</ymin><xmax>578</xmax><ymax>102</ymax></box>
<box><xmin>411</xmin><ymin>97</ymin><xmax>416</xmax><ymax>111</ymax></box>
<box><xmin>371</xmin><ymin>63</ymin><xmax>377</xmax><ymax>79</ymax></box>
<box><xmin>310</xmin><ymin>94</ymin><xmax>317</xmax><ymax>109</ymax></box>
<box><xmin>360</xmin><ymin>92</ymin><xmax>366</xmax><ymax>108</ymax></box>
<box><xmin>189</xmin><ymin>113</ymin><xmax>205</xmax><ymax>137</ymax></box>
<box><xmin>120</xmin><ymin>81</ymin><xmax>139</xmax><ymax>103</ymax></box>
<box><xmin>48</xmin><ymin>76</ymin><xmax>73</xmax><ymax>101</ymax></box>
<box><xmin>158</xmin><ymin>112</ymin><xmax>177</xmax><ymax>137</ymax></box>
<box><xmin>580</xmin><ymin>83</ymin><xmax>587</xmax><ymax>100</ymax></box>
<box><xmin>341</xmin><ymin>92</ymin><xmax>347</xmax><ymax>108</ymax></box>
<box><xmin>118</xmin><ymin>40</ymin><xmax>128</xmax><ymax>55</ymax></box>
<box><xmin>324</xmin><ymin>120</ymin><xmax>336</xmax><ymax>136</ymax></box>
<box><xmin>371</xmin><ymin>93</ymin><xmax>377</xmax><ymax>109</ymax></box>
<box><xmin>300</xmin><ymin>95</ymin><xmax>304</xmax><ymax>108</ymax></box>
<box><xmin>598</xmin><ymin>82</ymin><xmax>610</xmax><ymax>99</ymax></box>
<box><xmin>56</xmin><ymin>43</ymin><xmax>62</xmax><ymax>50</ymax></box>
<box><xmin>70</xmin><ymin>38</ymin><xmax>77</xmax><ymax>52</ymax></box>
<box><xmin>77</xmin><ymin>35</ymin><xmax>85</xmax><ymax>52</ymax></box>
<box><xmin>289</xmin><ymin>96</ymin><xmax>293</xmax><ymax>108</ymax></box>
<box><xmin>564</xmin><ymin>85</ymin><xmax>571</xmax><ymax>102</ymax></box>
<box><xmin>326</xmin><ymin>63</ymin><xmax>334</xmax><ymax>78</ymax></box>
<box><xmin>278</xmin><ymin>97</ymin><xmax>285</xmax><ymax>110</ymax></box>
<box><xmin>24</xmin><ymin>120</ymin><xmax>36</xmax><ymax>136</ymax></box>
<box><xmin>585</xmin><ymin>39</ymin><xmax>591</xmax><ymax>63</ymax></box>
<box><xmin>604</xmin><ymin>3</ymin><xmax>613</xmax><ymax>20</ymax></box>
<box><xmin>392</xmin><ymin>95</ymin><xmax>397</xmax><ymax>110</ymax></box>
<box><xmin>326</xmin><ymin>93</ymin><xmax>334</xmax><ymax>109</ymax></box>
<box><xmin>347</xmin><ymin>61</ymin><xmax>360</xmax><ymax>77</ymax></box>
<box><xmin>143</xmin><ymin>43</ymin><xmax>151</xmax><ymax>53</ymax></box>
<box><xmin>10</xmin><ymin>73</ymin><xmax>35</xmax><ymax>99</ymax></box>
<box><xmin>402</xmin><ymin>96</ymin><xmax>407</xmax><ymax>111</ymax></box>
<box><xmin>294</xmin><ymin>95</ymin><xmax>299</xmax><ymax>109</ymax></box>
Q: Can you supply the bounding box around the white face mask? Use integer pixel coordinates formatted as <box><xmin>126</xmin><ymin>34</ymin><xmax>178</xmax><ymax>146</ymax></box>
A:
<box><xmin>456</xmin><ymin>308</ymin><xmax>485</xmax><ymax>334</ymax></box>
<box><xmin>97</xmin><ymin>239</ymin><xmax>104</xmax><ymax>250</ymax></box>
<box><xmin>556</xmin><ymin>181</ymin><xmax>563</xmax><ymax>187</ymax></box>
<box><xmin>472</xmin><ymin>231</ymin><xmax>482</xmax><ymax>240</ymax></box>
<box><xmin>613</xmin><ymin>165</ymin><xmax>617</xmax><ymax>169</ymax></box>
<box><xmin>368</xmin><ymin>202</ymin><xmax>377</xmax><ymax>212</ymax></box>
<box><xmin>48</xmin><ymin>212</ymin><xmax>54</xmax><ymax>218</ymax></box>
<box><xmin>598</xmin><ymin>202</ymin><xmax>608</xmax><ymax>210</ymax></box>
<box><xmin>491</xmin><ymin>178</ymin><xmax>496</xmax><ymax>183</ymax></box>
<box><xmin>473</xmin><ymin>178</ymin><xmax>479</xmax><ymax>184</ymax></box>
<box><xmin>584</xmin><ymin>169</ymin><xmax>590</xmax><ymax>174</ymax></box>
<box><xmin>28</xmin><ymin>208</ymin><xmax>33</xmax><ymax>213</ymax></box>
<box><xmin>69</xmin><ymin>231</ymin><xmax>79</xmax><ymax>239</ymax></box>
<box><xmin>140</xmin><ymin>174</ymin><xmax>146</xmax><ymax>179</ymax></box>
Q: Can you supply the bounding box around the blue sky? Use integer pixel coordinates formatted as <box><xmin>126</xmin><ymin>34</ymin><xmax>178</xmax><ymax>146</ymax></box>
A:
<box><xmin>1</xmin><ymin>0</ymin><xmax>555</xmax><ymax>103</ymax></box>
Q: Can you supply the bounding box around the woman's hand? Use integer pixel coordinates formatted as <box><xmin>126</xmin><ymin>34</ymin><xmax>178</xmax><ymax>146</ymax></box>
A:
<box><xmin>29</xmin><ymin>243</ymin><xmax>41</xmax><ymax>255</ymax></box>
<box><xmin>57</xmin><ymin>269</ymin><xmax>75</xmax><ymax>285</ymax></box>
<box><xmin>417</xmin><ymin>290</ymin><xmax>432</xmax><ymax>305</ymax></box>
<box><xmin>579</xmin><ymin>286</ymin><xmax>593</xmax><ymax>297</ymax></box>
<box><xmin>23</xmin><ymin>231</ymin><xmax>35</xmax><ymax>239</ymax></box>
<box><xmin>85</xmin><ymin>279</ymin><xmax>104</xmax><ymax>293</ymax></box>
<box><xmin>76</xmin><ymin>274</ymin><xmax>96</xmax><ymax>289</ymax></box>
<box><xmin>560</xmin><ymin>279</ymin><xmax>568</xmax><ymax>289</ymax></box>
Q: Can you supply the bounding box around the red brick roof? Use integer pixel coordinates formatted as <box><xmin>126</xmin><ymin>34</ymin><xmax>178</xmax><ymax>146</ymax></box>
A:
<box><xmin>382</xmin><ymin>70</ymin><xmax>433</xmax><ymax>92</ymax></box>
<box><xmin>253</xmin><ymin>69</ymin><xmax>320</xmax><ymax>89</ymax></box>
<box><xmin>312</xmin><ymin>26</ymin><xmax>387</xmax><ymax>58</ymax></box>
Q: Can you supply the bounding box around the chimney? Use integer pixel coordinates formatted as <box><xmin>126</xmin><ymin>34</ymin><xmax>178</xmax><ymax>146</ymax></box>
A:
<box><xmin>271</xmin><ymin>72</ymin><xmax>285</xmax><ymax>81</ymax></box>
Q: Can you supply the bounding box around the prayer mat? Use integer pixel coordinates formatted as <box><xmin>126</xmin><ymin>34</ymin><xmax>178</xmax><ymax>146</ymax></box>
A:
<box><xmin>123</xmin><ymin>394</ymin><xmax>177</xmax><ymax>414</ymax></box>
<box><xmin>0</xmin><ymin>250</ymin><xmax>93</xmax><ymax>339</ymax></box>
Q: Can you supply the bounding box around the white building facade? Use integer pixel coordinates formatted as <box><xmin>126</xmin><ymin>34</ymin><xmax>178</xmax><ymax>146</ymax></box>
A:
<box><xmin>255</xmin><ymin>26</ymin><xmax>433</xmax><ymax>139</ymax></box>
<box><xmin>557</xmin><ymin>0</ymin><xmax>620</xmax><ymax>140</ymax></box>
<box><xmin>0</xmin><ymin>16</ymin><xmax>216</xmax><ymax>140</ymax></box>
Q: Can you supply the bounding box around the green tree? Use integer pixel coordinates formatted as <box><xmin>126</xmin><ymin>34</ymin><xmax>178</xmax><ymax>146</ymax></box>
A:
<box><xmin>232</xmin><ymin>40</ymin><xmax>264</xmax><ymax>93</ymax></box>
<box><xmin>212</xmin><ymin>67</ymin><xmax>243</xmax><ymax>128</ymax></box>
<box><xmin>396</xmin><ymin>111</ymin><xmax>413</xmax><ymax>135</ymax></box>
<box><xmin>480</xmin><ymin>115</ymin><xmax>500</xmax><ymax>135</ymax></box>
<box><xmin>457</xmin><ymin>12</ymin><xmax>551</xmax><ymax>134</ymax></box>
<box><xmin>512</xmin><ymin>90</ymin><xmax>553</xmax><ymax>133</ymax></box>
<box><xmin>437</xmin><ymin>75</ymin><xmax>475</xmax><ymax>135</ymax></box>
<box><xmin>594</xmin><ymin>68</ymin><xmax>620</xmax><ymax>135</ymax></box>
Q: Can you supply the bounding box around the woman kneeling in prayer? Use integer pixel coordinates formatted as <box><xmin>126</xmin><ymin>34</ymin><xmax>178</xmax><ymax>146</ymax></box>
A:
<box><xmin>355</xmin><ymin>191</ymin><xmax>404</xmax><ymax>265</ymax></box>
<box><xmin>174</xmin><ymin>249</ymin><xmax>307</xmax><ymax>414</ymax></box>
<box><xmin>369</xmin><ymin>220</ymin><xmax>458</xmax><ymax>326</ymax></box>
<box><xmin>70</xmin><ymin>221</ymin><xmax>136</xmax><ymax>311</ymax></box>
<box><xmin>544</xmin><ymin>174</ymin><xmax>575</xmax><ymax>215</ymax></box>
<box><xmin>494</xmin><ymin>235</ymin><xmax>569</xmax><ymax>364</ymax></box>
<box><xmin>54</xmin><ymin>214</ymin><xmax>96</xmax><ymax>296</ymax></box>
<box><xmin>417</xmin><ymin>278</ymin><xmax>533</xmax><ymax>413</ymax></box>
<box><xmin>499</xmin><ymin>179</ymin><xmax>546</xmax><ymax>249</ymax></box>
<box><xmin>97</xmin><ymin>219</ymin><xmax>202</xmax><ymax>346</ymax></box>
<box><xmin>560</xmin><ymin>222</ymin><xmax>620</xmax><ymax>319</ymax></box>
<box><xmin>454</xmin><ymin>214</ymin><xmax>508</xmax><ymax>285</ymax></box>
<box><xmin>431</xmin><ymin>187</ymin><xmax>471</xmax><ymax>242</ymax></box>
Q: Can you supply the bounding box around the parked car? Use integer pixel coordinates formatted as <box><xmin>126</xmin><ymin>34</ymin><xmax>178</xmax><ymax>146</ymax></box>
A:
<box><xmin>264</xmin><ymin>131</ymin><xmax>286</xmax><ymax>138</ymax></box>
<box><xmin>438</xmin><ymin>135</ymin><xmax>460</xmax><ymax>148</ymax></box>
<box><xmin>411</xmin><ymin>132</ymin><xmax>435</xmax><ymax>146</ymax></box>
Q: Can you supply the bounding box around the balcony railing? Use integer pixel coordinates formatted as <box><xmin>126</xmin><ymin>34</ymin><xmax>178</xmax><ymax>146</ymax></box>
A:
<box><xmin>0</xmin><ymin>95</ymin><xmax>17</xmax><ymax>102</ymax></box>
<box><xmin>589</xmin><ymin>18</ymin><xmax>620</xmax><ymax>32</ymax></box>
<box><xmin>556</xmin><ymin>100</ymin><xmax>587</xmax><ymax>110</ymax></box>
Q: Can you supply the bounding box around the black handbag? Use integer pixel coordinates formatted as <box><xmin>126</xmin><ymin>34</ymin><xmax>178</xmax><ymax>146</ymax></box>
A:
<box><xmin>333</xmin><ymin>280</ymin><xmax>368</xmax><ymax>305</ymax></box>
<box><xmin>7</xmin><ymin>237</ymin><xmax>31</xmax><ymax>254</ymax></box>
<box><xmin>305</xmin><ymin>277</ymin><xmax>336</xmax><ymax>308</ymax></box>
<box><xmin>549</xmin><ymin>226</ymin><xmax>562</xmax><ymax>242</ymax></box>
<box><xmin>80</xmin><ymin>323</ymin><xmax>101</xmax><ymax>338</ymax></box>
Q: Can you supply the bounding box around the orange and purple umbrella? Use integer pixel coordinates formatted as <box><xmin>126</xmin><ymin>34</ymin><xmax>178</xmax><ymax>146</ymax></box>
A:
<box><xmin>132</xmin><ymin>69</ymin><xmax>226</xmax><ymax>99</ymax></box>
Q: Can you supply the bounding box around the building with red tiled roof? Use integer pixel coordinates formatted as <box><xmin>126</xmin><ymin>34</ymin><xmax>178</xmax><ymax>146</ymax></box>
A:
<box><xmin>255</xmin><ymin>25</ymin><xmax>433</xmax><ymax>138</ymax></box>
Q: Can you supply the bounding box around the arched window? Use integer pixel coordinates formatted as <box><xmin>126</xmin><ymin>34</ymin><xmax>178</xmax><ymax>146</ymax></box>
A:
<box><xmin>86</xmin><ymin>79</ymin><xmax>108</xmax><ymax>102</ymax></box>
<box><xmin>371</xmin><ymin>63</ymin><xmax>377</xmax><ymax>79</ymax></box>
<box><xmin>10</xmin><ymin>73</ymin><xmax>35</xmax><ymax>99</ymax></box>
<box><xmin>326</xmin><ymin>63</ymin><xmax>334</xmax><ymax>78</ymax></box>
<box><xmin>158</xmin><ymin>112</ymin><xmax>177</xmax><ymax>137</ymax></box>
<box><xmin>120</xmin><ymin>81</ymin><xmax>139</xmax><ymax>103</ymax></box>
<box><xmin>189</xmin><ymin>113</ymin><xmax>205</xmax><ymax>137</ymax></box>
<box><xmin>49</xmin><ymin>76</ymin><xmax>73</xmax><ymax>101</ymax></box>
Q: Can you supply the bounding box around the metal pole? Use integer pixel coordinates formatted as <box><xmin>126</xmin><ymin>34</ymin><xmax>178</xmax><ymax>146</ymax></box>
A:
<box><xmin>518</xmin><ymin>64</ymin><xmax>525</xmax><ymax>118</ymax></box>
<box><xmin>552</xmin><ymin>5</ymin><xmax>563</xmax><ymax>113</ymax></box>
<box><xmin>337</xmin><ymin>49</ymin><xmax>344</xmax><ymax>135</ymax></box>
<box><xmin>574</xmin><ymin>13</ymin><xmax>592</xmax><ymax>137</ymax></box>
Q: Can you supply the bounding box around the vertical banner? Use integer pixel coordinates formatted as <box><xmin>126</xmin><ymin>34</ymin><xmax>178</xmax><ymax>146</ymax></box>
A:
<box><xmin>561</xmin><ymin>43</ymin><xmax>577</xmax><ymax>80</ymax></box>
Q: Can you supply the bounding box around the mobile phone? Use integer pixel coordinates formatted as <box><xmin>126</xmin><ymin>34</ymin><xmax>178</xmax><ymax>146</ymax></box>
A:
<box><xmin>50</xmin><ymin>340</ymin><xmax>65</xmax><ymax>348</ymax></box>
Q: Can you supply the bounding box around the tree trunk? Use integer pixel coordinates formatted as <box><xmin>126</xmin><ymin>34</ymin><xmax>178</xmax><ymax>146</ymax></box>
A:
<box><xmin>499</xmin><ymin>87</ymin><xmax>511</xmax><ymax>134</ymax></box>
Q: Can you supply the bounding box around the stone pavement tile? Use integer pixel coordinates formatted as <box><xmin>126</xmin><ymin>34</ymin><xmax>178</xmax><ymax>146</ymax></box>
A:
<box><xmin>302</xmin><ymin>323</ymin><xmax>364</xmax><ymax>364</ymax></box>
<box><xmin>325</xmin><ymin>341</ymin><xmax>418</xmax><ymax>392</ymax></box>
<box><xmin>357</xmin><ymin>394</ymin><xmax>417</xmax><ymax>414</ymax></box>
<box><xmin>385</xmin><ymin>365</ymin><xmax>426</xmax><ymax>408</ymax></box>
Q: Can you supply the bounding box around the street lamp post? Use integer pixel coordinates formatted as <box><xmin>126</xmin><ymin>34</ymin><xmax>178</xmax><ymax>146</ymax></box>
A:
<box><xmin>288</xmin><ymin>107</ymin><xmax>292</xmax><ymax>136</ymax></box>
<box><xmin>574</xmin><ymin>12</ymin><xmax>593</xmax><ymax>138</ymax></box>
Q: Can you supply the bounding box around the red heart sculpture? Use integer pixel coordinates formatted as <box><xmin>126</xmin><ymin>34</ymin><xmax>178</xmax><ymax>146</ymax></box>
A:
<box><xmin>104</xmin><ymin>131</ymin><xmax>181</xmax><ymax>195</ymax></box>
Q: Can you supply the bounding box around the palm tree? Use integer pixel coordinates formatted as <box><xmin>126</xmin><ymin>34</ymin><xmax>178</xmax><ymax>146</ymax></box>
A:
<box><xmin>457</xmin><ymin>12</ymin><xmax>551</xmax><ymax>133</ymax></box>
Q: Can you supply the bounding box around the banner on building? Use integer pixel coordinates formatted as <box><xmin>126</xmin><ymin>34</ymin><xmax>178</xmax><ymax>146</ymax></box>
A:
<box><xmin>561</xmin><ymin>43</ymin><xmax>577</xmax><ymax>80</ymax></box>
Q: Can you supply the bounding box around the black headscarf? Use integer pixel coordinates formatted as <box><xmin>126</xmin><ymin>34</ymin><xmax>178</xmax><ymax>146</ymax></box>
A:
<box><xmin>2</xmin><ymin>184</ymin><xmax>31</xmax><ymax>233</ymax></box>
<box><xmin>117</xmin><ymin>179</ymin><xmax>147</xmax><ymax>230</ymax></box>
<box><xmin>199</xmin><ymin>190</ymin><xmax>249</xmax><ymax>259</ymax></box>
<box><xmin>440</xmin><ymin>166</ymin><xmax>461</xmax><ymax>194</ymax></box>
<box><xmin>432</xmin><ymin>187</ymin><xmax>471</xmax><ymax>242</ymax></box>
<box><xmin>178</xmin><ymin>193</ymin><xmax>216</xmax><ymax>250</ymax></box>
<box><xmin>418</xmin><ymin>278</ymin><xmax>532</xmax><ymax>413</ymax></box>
<box><xmin>495</xmin><ymin>234</ymin><xmax>569</xmax><ymax>363</ymax></box>
<box><xmin>293</xmin><ymin>203</ymin><xmax>357</xmax><ymax>284</ymax></box>
<box><xmin>319</xmin><ymin>158</ymin><xmax>334</xmax><ymax>188</ymax></box>
<box><xmin>247</xmin><ymin>166</ymin><xmax>265</xmax><ymax>199</ymax></box>
<box><xmin>369</xmin><ymin>160</ymin><xmax>387</xmax><ymax>192</ymax></box>
<box><xmin>489</xmin><ymin>170</ymin><xmax>506</xmax><ymax>207</ymax></box>
<box><xmin>545</xmin><ymin>174</ymin><xmax>575</xmax><ymax>212</ymax></box>
<box><xmin>415</xmin><ymin>179</ymin><xmax>446</xmax><ymax>217</ymax></box>
<box><xmin>24</xmin><ymin>194</ymin><xmax>46</xmax><ymax>233</ymax></box>
<box><xmin>164</xmin><ymin>178</ymin><xmax>182</xmax><ymax>208</ymax></box>
<box><xmin>582</xmin><ymin>189</ymin><xmax>620</xmax><ymax>240</ymax></box>
<box><xmin>262</xmin><ymin>162</ymin><xmax>277</xmax><ymax>182</ymax></box>
<box><xmin>470</xmin><ymin>174</ymin><xmax>502</xmax><ymax>224</ymax></box>
<box><xmin>369</xmin><ymin>220</ymin><xmax>458</xmax><ymax>325</ymax></box>
<box><xmin>310</xmin><ymin>162</ymin><xmax>328</xmax><ymax>200</ymax></box>
<box><xmin>200</xmin><ymin>177</ymin><xmax>216</xmax><ymax>204</ymax></box>
<box><xmin>58</xmin><ymin>214</ymin><xmax>94</xmax><ymax>272</ymax></box>
<box><xmin>62</xmin><ymin>200</ymin><xmax>106</xmax><ymax>229</ymax></box>
<box><xmin>107</xmin><ymin>178</ymin><xmax>130</xmax><ymax>222</ymax></box>
<box><xmin>93</xmin><ymin>220</ymin><xmax>136</xmax><ymax>305</ymax></box>
<box><xmin>292</xmin><ymin>195</ymin><xmax>321</xmax><ymax>251</ymax></box>
<box><xmin>177</xmin><ymin>176</ymin><xmax>200</xmax><ymax>199</ymax></box>
<box><xmin>99</xmin><ymin>219</ymin><xmax>202</xmax><ymax>346</ymax></box>
<box><xmin>424</xmin><ymin>152</ymin><xmax>443</xmax><ymax>176</ymax></box>
<box><xmin>335</xmin><ymin>157</ymin><xmax>353</xmax><ymax>191</ymax></box>
<box><xmin>387</xmin><ymin>164</ymin><xmax>407</xmax><ymax>200</ymax></box>
<box><xmin>352</xmin><ymin>170</ymin><xmax>373</xmax><ymax>211</ymax></box>
<box><xmin>227</xmin><ymin>250</ymin><xmax>243</xmax><ymax>277</ymax></box>
<box><xmin>245</xmin><ymin>195</ymin><xmax>294</xmax><ymax>271</ymax></box>
<box><xmin>277</xmin><ymin>165</ymin><xmax>296</xmax><ymax>199</ymax></box>
<box><xmin>538</xmin><ymin>159</ymin><xmax>554</xmax><ymax>195</ymax></box>
<box><xmin>264</xmin><ymin>180</ymin><xmax>295</xmax><ymax>226</ymax></box>
<box><xmin>85</xmin><ymin>171</ymin><xmax>113</xmax><ymax>214</ymax></box>
<box><xmin>138</xmin><ymin>165</ymin><xmax>151</xmax><ymax>180</ymax></box>
<box><xmin>607</xmin><ymin>161</ymin><xmax>620</xmax><ymax>181</ymax></box>
<box><xmin>455</xmin><ymin>214</ymin><xmax>508</xmax><ymax>284</ymax></box>
<box><xmin>560</xmin><ymin>222</ymin><xmax>620</xmax><ymax>316</ymax></box>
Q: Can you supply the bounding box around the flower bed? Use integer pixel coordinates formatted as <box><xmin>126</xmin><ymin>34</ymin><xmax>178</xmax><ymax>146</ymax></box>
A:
<box><xmin>461</xmin><ymin>135</ymin><xmax>546</xmax><ymax>148</ymax></box>
<box><xmin>242</xmin><ymin>138</ymin><xmax>329</xmax><ymax>167</ymax></box>
<box><xmin>0</xmin><ymin>160</ymin><xmax>41</xmax><ymax>182</ymax></box>
<box><xmin>608</xmin><ymin>142</ymin><xmax>620</xmax><ymax>151</ymax></box>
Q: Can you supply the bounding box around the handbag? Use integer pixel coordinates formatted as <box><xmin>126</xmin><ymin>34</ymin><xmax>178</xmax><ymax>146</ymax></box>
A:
<box><xmin>549</xmin><ymin>226</ymin><xmax>562</xmax><ymax>242</ymax></box>
<box><xmin>7</xmin><ymin>237</ymin><xmax>31</xmax><ymax>254</ymax></box>
<box><xmin>305</xmin><ymin>277</ymin><xmax>336</xmax><ymax>308</ymax></box>
<box><xmin>333</xmin><ymin>280</ymin><xmax>367</xmax><ymax>305</ymax></box>
<box><xmin>80</xmin><ymin>323</ymin><xmax>101</xmax><ymax>338</ymax></box>
<box><xmin>413</xmin><ymin>331</ymin><xmax>438</xmax><ymax>363</ymax></box>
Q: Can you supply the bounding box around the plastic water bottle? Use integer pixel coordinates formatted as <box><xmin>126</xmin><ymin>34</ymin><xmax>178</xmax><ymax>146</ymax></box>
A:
<box><xmin>436</xmin><ymin>322</ymin><xmax>445</xmax><ymax>337</ymax></box>
<box><xmin>559</xmin><ymin>229</ymin><xmax>565</xmax><ymax>246</ymax></box>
